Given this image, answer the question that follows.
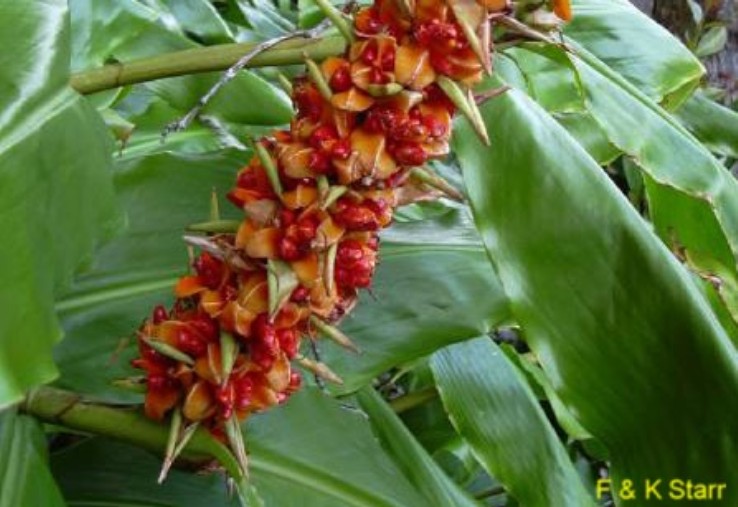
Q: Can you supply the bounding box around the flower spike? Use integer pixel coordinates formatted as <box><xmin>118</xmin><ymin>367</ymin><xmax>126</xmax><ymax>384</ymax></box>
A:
<box><xmin>126</xmin><ymin>0</ymin><xmax>572</xmax><ymax>488</ymax></box>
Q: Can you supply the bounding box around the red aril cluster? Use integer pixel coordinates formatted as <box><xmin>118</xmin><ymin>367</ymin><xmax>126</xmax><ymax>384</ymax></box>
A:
<box><xmin>129</xmin><ymin>0</ymin><xmax>569</xmax><ymax>448</ymax></box>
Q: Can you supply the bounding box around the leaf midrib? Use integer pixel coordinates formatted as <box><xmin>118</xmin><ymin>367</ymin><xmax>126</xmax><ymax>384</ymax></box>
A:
<box><xmin>249</xmin><ymin>451</ymin><xmax>403</xmax><ymax>507</ymax></box>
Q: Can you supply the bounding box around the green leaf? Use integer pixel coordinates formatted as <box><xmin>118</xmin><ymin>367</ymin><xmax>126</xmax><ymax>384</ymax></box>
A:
<box><xmin>565</xmin><ymin>0</ymin><xmax>704</xmax><ymax>105</ymax></box>
<box><xmin>356</xmin><ymin>387</ymin><xmax>480</xmax><ymax>507</ymax></box>
<box><xmin>568</xmin><ymin>49</ymin><xmax>738</xmax><ymax>343</ymax></box>
<box><xmin>51</xmin><ymin>436</ymin><xmax>240</xmax><ymax>507</ymax></box>
<box><xmin>454</xmin><ymin>80</ymin><xmax>738</xmax><ymax>504</ymax></box>
<box><xmin>503</xmin><ymin>346</ymin><xmax>592</xmax><ymax>441</ymax></box>
<box><xmin>158</xmin><ymin>0</ymin><xmax>236</xmax><ymax>44</ymax></box>
<box><xmin>554</xmin><ymin>112</ymin><xmax>621</xmax><ymax>164</ymax></box>
<box><xmin>496</xmin><ymin>48</ymin><xmax>619</xmax><ymax>165</ymax></box>
<box><xmin>325</xmin><ymin>230</ymin><xmax>510</xmax><ymax>393</ymax></box>
<box><xmin>0</xmin><ymin>409</ymin><xmax>65</xmax><ymax>507</ymax></box>
<box><xmin>0</xmin><ymin>0</ymin><xmax>119</xmax><ymax>407</ymax></box>
<box><xmin>675</xmin><ymin>89</ymin><xmax>738</xmax><ymax>159</ymax></box>
<box><xmin>247</xmin><ymin>389</ymin><xmax>428</xmax><ymax>506</ymax></box>
<box><xmin>501</xmin><ymin>46</ymin><xmax>586</xmax><ymax>114</ymax></box>
<box><xmin>430</xmin><ymin>338</ymin><xmax>594</xmax><ymax>506</ymax></box>
<box><xmin>54</xmin><ymin>152</ymin><xmax>510</xmax><ymax>400</ymax></box>
<box><xmin>695</xmin><ymin>25</ymin><xmax>728</xmax><ymax>58</ymax></box>
<box><xmin>69</xmin><ymin>0</ymin><xmax>159</xmax><ymax>72</ymax></box>
<box><xmin>70</xmin><ymin>0</ymin><xmax>293</xmax><ymax>127</ymax></box>
<box><xmin>114</xmin><ymin>92</ymin><xmax>231</xmax><ymax>159</ymax></box>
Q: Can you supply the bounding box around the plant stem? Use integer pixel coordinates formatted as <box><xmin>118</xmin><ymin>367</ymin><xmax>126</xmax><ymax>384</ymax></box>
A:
<box><xmin>21</xmin><ymin>386</ymin><xmax>241</xmax><ymax>478</ymax></box>
<box><xmin>388</xmin><ymin>386</ymin><xmax>438</xmax><ymax>414</ymax></box>
<box><xmin>474</xmin><ymin>485</ymin><xmax>506</xmax><ymax>499</ymax></box>
<box><xmin>70</xmin><ymin>36</ymin><xmax>346</xmax><ymax>95</ymax></box>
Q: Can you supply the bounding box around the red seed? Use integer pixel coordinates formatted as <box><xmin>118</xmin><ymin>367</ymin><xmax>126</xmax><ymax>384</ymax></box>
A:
<box><xmin>361</xmin><ymin>43</ymin><xmax>378</xmax><ymax>65</ymax></box>
<box><xmin>424</xmin><ymin>84</ymin><xmax>456</xmax><ymax>114</ymax></box>
<box><xmin>250</xmin><ymin>342</ymin><xmax>276</xmax><ymax>370</ymax></box>
<box><xmin>216</xmin><ymin>384</ymin><xmax>235</xmax><ymax>419</ymax></box>
<box><xmin>329</xmin><ymin>66</ymin><xmax>352</xmax><ymax>92</ymax></box>
<box><xmin>333</xmin><ymin>200</ymin><xmax>380</xmax><ymax>231</ymax></box>
<box><xmin>190</xmin><ymin>317</ymin><xmax>218</xmax><ymax>342</ymax></box>
<box><xmin>308</xmin><ymin>150</ymin><xmax>332</xmax><ymax>174</ymax></box>
<box><xmin>365</xmin><ymin>106</ymin><xmax>402</xmax><ymax>133</ymax></box>
<box><xmin>288</xmin><ymin>371</ymin><xmax>302</xmax><ymax>390</ymax></box>
<box><xmin>290</xmin><ymin>285</ymin><xmax>310</xmax><ymax>303</ymax></box>
<box><xmin>236</xmin><ymin>170</ymin><xmax>258</xmax><ymax>189</ymax></box>
<box><xmin>370</xmin><ymin>67</ymin><xmax>388</xmax><ymax>84</ymax></box>
<box><xmin>335</xmin><ymin>267</ymin><xmax>351</xmax><ymax>287</ymax></box>
<box><xmin>310</xmin><ymin>125</ymin><xmax>338</xmax><ymax>149</ymax></box>
<box><xmin>295</xmin><ymin>216</ymin><xmax>319</xmax><ymax>242</ymax></box>
<box><xmin>234</xmin><ymin>375</ymin><xmax>254</xmax><ymax>410</ymax></box>
<box><xmin>430</xmin><ymin>51</ymin><xmax>453</xmax><ymax>76</ymax></box>
<box><xmin>177</xmin><ymin>327</ymin><xmax>207</xmax><ymax>357</ymax></box>
<box><xmin>147</xmin><ymin>374</ymin><xmax>175</xmax><ymax>392</ymax></box>
<box><xmin>331</xmin><ymin>139</ymin><xmax>352</xmax><ymax>159</ymax></box>
<box><xmin>252</xmin><ymin>314</ymin><xmax>277</xmax><ymax>351</ymax></box>
<box><xmin>423</xmin><ymin>115</ymin><xmax>447</xmax><ymax>137</ymax></box>
<box><xmin>366</xmin><ymin>235</ymin><xmax>380</xmax><ymax>250</ymax></box>
<box><xmin>393</xmin><ymin>143</ymin><xmax>428</xmax><ymax>166</ymax></box>
<box><xmin>355</xmin><ymin>7</ymin><xmax>381</xmax><ymax>34</ymax></box>
<box><xmin>391</xmin><ymin>118</ymin><xmax>427</xmax><ymax>141</ymax></box>
<box><xmin>277</xmin><ymin>328</ymin><xmax>299</xmax><ymax>358</ymax></box>
<box><xmin>280</xmin><ymin>208</ymin><xmax>296</xmax><ymax>227</ymax></box>
<box><xmin>337</xmin><ymin>240</ymin><xmax>365</xmax><ymax>265</ymax></box>
<box><xmin>141</xmin><ymin>345</ymin><xmax>173</xmax><ymax>367</ymax></box>
<box><xmin>381</xmin><ymin>50</ymin><xmax>395</xmax><ymax>72</ymax></box>
<box><xmin>194</xmin><ymin>253</ymin><xmax>223</xmax><ymax>289</ymax></box>
<box><xmin>152</xmin><ymin>305</ymin><xmax>168</xmax><ymax>324</ymax></box>
<box><xmin>279</xmin><ymin>236</ymin><xmax>302</xmax><ymax>261</ymax></box>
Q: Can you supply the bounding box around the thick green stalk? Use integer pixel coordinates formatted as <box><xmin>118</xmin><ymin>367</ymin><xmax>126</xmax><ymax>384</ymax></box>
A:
<box><xmin>21</xmin><ymin>386</ymin><xmax>238</xmax><ymax>476</ymax></box>
<box><xmin>70</xmin><ymin>36</ymin><xmax>346</xmax><ymax>95</ymax></box>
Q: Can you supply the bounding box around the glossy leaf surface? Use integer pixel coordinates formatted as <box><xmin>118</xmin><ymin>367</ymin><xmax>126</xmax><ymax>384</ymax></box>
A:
<box><xmin>566</xmin><ymin>0</ymin><xmax>703</xmax><ymax>104</ymax></box>
<box><xmin>356</xmin><ymin>387</ymin><xmax>480</xmax><ymax>507</ymax></box>
<box><xmin>0</xmin><ymin>0</ymin><xmax>119</xmax><ymax>407</ymax></box>
<box><xmin>430</xmin><ymin>338</ymin><xmax>594</xmax><ymax>506</ymax></box>
<box><xmin>455</xmin><ymin>81</ymin><xmax>738</xmax><ymax>505</ymax></box>
<box><xmin>0</xmin><ymin>409</ymin><xmax>65</xmax><ymax>507</ymax></box>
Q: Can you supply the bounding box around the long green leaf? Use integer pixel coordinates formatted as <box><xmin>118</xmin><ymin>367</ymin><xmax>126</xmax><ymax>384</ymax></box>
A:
<box><xmin>356</xmin><ymin>387</ymin><xmax>480</xmax><ymax>507</ymax></box>
<box><xmin>495</xmin><ymin>50</ymin><xmax>620</xmax><ymax>165</ymax></box>
<box><xmin>0</xmin><ymin>409</ymin><xmax>65</xmax><ymax>507</ymax></box>
<box><xmin>247</xmin><ymin>389</ymin><xmax>427</xmax><ymax>506</ymax></box>
<box><xmin>568</xmin><ymin>49</ymin><xmax>738</xmax><ymax>342</ymax></box>
<box><xmin>501</xmin><ymin>41</ymin><xmax>738</xmax><ymax>344</ymax></box>
<box><xmin>454</xmin><ymin>81</ymin><xmax>738</xmax><ymax>505</ymax></box>
<box><xmin>0</xmin><ymin>0</ymin><xmax>119</xmax><ymax>407</ymax></box>
<box><xmin>566</xmin><ymin>0</ymin><xmax>703</xmax><ymax>105</ymax></box>
<box><xmin>675</xmin><ymin>90</ymin><xmax>738</xmax><ymax>159</ymax></box>
<box><xmin>52</xmin><ymin>436</ymin><xmax>240</xmax><ymax>507</ymax></box>
<box><xmin>158</xmin><ymin>0</ymin><xmax>235</xmax><ymax>44</ymax></box>
<box><xmin>430</xmin><ymin>338</ymin><xmax>594</xmax><ymax>506</ymax></box>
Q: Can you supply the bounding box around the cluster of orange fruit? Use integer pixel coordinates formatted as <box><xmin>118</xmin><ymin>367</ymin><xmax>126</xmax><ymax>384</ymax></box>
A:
<box><xmin>130</xmin><ymin>0</ymin><xmax>570</xmax><ymax>445</ymax></box>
